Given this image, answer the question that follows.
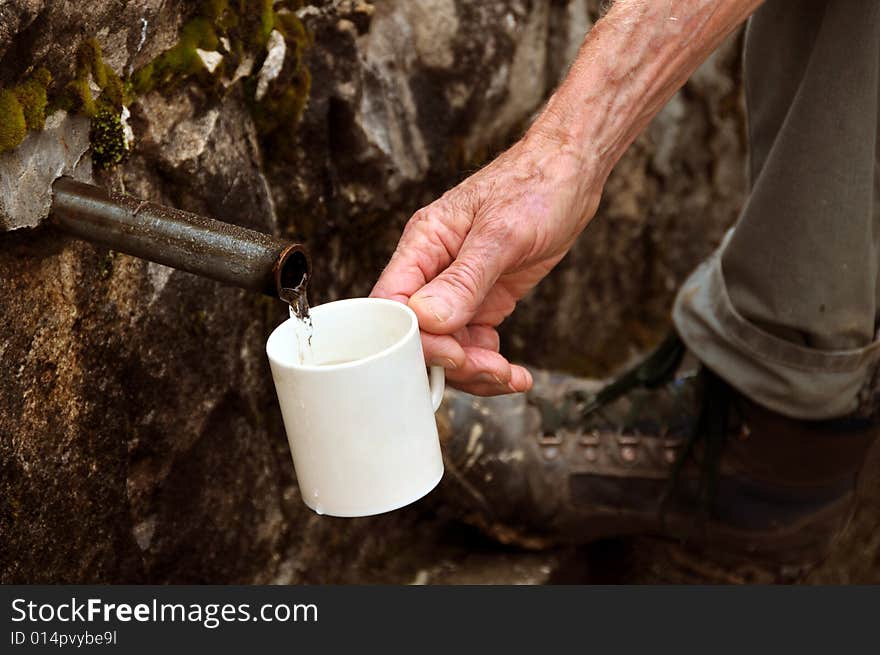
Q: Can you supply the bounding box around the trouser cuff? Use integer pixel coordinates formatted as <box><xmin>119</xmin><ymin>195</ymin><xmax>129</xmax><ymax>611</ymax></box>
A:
<box><xmin>673</xmin><ymin>234</ymin><xmax>880</xmax><ymax>420</ymax></box>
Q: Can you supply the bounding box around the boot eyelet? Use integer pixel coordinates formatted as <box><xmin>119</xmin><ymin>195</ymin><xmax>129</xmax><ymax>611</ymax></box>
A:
<box><xmin>541</xmin><ymin>446</ymin><xmax>560</xmax><ymax>460</ymax></box>
<box><xmin>616</xmin><ymin>435</ymin><xmax>640</xmax><ymax>464</ymax></box>
<box><xmin>537</xmin><ymin>433</ymin><xmax>563</xmax><ymax>446</ymax></box>
<box><xmin>661</xmin><ymin>438</ymin><xmax>681</xmax><ymax>465</ymax></box>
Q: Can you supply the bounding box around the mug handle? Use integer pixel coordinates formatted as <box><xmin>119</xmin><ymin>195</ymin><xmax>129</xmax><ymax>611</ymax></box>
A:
<box><xmin>429</xmin><ymin>365</ymin><xmax>445</xmax><ymax>412</ymax></box>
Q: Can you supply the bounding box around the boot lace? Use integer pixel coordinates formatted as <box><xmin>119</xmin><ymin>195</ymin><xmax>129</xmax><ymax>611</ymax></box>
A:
<box><xmin>580</xmin><ymin>333</ymin><xmax>734</xmax><ymax>519</ymax></box>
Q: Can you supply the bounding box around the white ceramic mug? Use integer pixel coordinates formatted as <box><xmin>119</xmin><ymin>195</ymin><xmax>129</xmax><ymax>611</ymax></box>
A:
<box><xmin>266</xmin><ymin>297</ymin><xmax>445</xmax><ymax>517</ymax></box>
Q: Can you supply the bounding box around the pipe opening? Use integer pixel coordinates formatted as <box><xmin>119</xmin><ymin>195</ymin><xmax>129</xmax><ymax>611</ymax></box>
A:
<box><xmin>275</xmin><ymin>245</ymin><xmax>310</xmax><ymax>301</ymax></box>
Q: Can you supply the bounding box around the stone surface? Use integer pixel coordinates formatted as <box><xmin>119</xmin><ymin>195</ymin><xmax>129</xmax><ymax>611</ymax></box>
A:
<box><xmin>0</xmin><ymin>0</ymin><xmax>876</xmax><ymax>585</ymax></box>
<box><xmin>0</xmin><ymin>112</ymin><xmax>92</xmax><ymax>230</ymax></box>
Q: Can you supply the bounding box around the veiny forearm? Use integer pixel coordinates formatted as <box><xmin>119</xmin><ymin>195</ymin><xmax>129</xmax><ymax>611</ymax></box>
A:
<box><xmin>532</xmin><ymin>0</ymin><xmax>763</xmax><ymax>184</ymax></box>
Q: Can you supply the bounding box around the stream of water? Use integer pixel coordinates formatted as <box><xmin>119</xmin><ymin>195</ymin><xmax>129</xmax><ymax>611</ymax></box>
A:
<box><xmin>279</xmin><ymin>274</ymin><xmax>313</xmax><ymax>364</ymax></box>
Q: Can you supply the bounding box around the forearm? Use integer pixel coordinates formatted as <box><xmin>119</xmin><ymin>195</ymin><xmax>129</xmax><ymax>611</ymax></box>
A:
<box><xmin>531</xmin><ymin>0</ymin><xmax>763</xmax><ymax>183</ymax></box>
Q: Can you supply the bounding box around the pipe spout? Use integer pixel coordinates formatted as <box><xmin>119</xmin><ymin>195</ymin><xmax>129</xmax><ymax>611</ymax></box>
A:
<box><xmin>50</xmin><ymin>177</ymin><xmax>308</xmax><ymax>298</ymax></box>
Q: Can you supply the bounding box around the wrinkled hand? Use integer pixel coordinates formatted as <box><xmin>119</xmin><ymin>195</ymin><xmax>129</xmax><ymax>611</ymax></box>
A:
<box><xmin>371</xmin><ymin>131</ymin><xmax>603</xmax><ymax>395</ymax></box>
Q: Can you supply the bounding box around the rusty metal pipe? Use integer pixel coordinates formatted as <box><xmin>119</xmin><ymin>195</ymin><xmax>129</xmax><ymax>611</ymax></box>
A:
<box><xmin>50</xmin><ymin>177</ymin><xmax>308</xmax><ymax>298</ymax></box>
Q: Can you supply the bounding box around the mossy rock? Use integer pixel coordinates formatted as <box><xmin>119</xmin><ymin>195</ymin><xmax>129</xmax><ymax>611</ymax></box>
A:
<box><xmin>89</xmin><ymin>108</ymin><xmax>128</xmax><ymax>169</ymax></box>
<box><xmin>13</xmin><ymin>68</ymin><xmax>51</xmax><ymax>131</ymax></box>
<box><xmin>131</xmin><ymin>17</ymin><xmax>220</xmax><ymax>95</ymax></box>
<box><xmin>0</xmin><ymin>1</ymin><xmax>311</xmax><ymax>163</ymax></box>
<box><xmin>0</xmin><ymin>89</ymin><xmax>27</xmax><ymax>153</ymax></box>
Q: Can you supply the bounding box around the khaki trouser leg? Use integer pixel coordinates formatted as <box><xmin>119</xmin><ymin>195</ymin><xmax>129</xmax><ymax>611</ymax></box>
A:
<box><xmin>673</xmin><ymin>0</ymin><xmax>880</xmax><ymax>419</ymax></box>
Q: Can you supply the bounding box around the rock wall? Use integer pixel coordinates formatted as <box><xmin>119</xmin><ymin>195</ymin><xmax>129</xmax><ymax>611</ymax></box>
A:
<box><xmin>2</xmin><ymin>1</ymin><xmax>873</xmax><ymax>584</ymax></box>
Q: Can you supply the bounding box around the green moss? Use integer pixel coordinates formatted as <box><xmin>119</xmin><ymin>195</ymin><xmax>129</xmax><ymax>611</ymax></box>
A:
<box><xmin>249</xmin><ymin>66</ymin><xmax>311</xmax><ymax>157</ymax></box>
<box><xmin>60</xmin><ymin>40</ymin><xmax>116</xmax><ymax>114</ymax></box>
<box><xmin>0</xmin><ymin>89</ymin><xmax>27</xmax><ymax>153</ymax></box>
<box><xmin>183</xmin><ymin>17</ymin><xmax>220</xmax><ymax>50</ymax></box>
<box><xmin>101</xmin><ymin>68</ymin><xmax>125</xmax><ymax>108</ymax></box>
<box><xmin>202</xmin><ymin>0</ymin><xmax>230</xmax><ymax>22</ymax></box>
<box><xmin>57</xmin><ymin>40</ymin><xmax>125</xmax><ymax>118</ymax></box>
<box><xmin>87</xmin><ymin>38</ymin><xmax>113</xmax><ymax>89</ymax></box>
<box><xmin>78</xmin><ymin>39</ymin><xmax>108</xmax><ymax>88</ymax></box>
<box><xmin>256</xmin><ymin>0</ymin><xmax>275</xmax><ymax>47</ymax></box>
<box><xmin>274</xmin><ymin>11</ymin><xmax>309</xmax><ymax>51</ymax></box>
<box><xmin>47</xmin><ymin>40</ymin><xmax>130</xmax><ymax>168</ymax></box>
<box><xmin>63</xmin><ymin>77</ymin><xmax>97</xmax><ymax>116</ymax></box>
<box><xmin>127</xmin><ymin>0</ymin><xmax>313</xmax><ymax>160</ymax></box>
<box><xmin>227</xmin><ymin>0</ymin><xmax>275</xmax><ymax>51</ymax></box>
<box><xmin>90</xmin><ymin>108</ymin><xmax>128</xmax><ymax>169</ymax></box>
<box><xmin>0</xmin><ymin>67</ymin><xmax>52</xmax><ymax>154</ymax></box>
<box><xmin>12</xmin><ymin>68</ymin><xmax>51</xmax><ymax>130</ymax></box>
<box><xmin>130</xmin><ymin>62</ymin><xmax>155</xmax><ymax>96</ymax></box>
<box><xmin>248</xmin><ymin>11</ymin><xmax>312</xmax><ymax>161</ymax></box>
<box><xmin>131</xmin><ymin>17</ymin><xmax>220</xmax><ymax>95</ymax></box>
<box><xmin>214</xmin><ymin>2</ymin><xmax>240</xmax><ymax>43</ymax></box>
<box><xmin>148</xmin><ymin>43</ymin><xmax>201</xmax><ymax>90</ymax></box>
<box><xmin>84</xmin><ymin>40</ymin><xmax>124</xmax><ymax>110</ymax></box>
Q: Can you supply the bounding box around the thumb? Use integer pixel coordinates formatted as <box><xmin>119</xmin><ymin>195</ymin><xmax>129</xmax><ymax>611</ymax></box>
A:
<box><xmin>409</xmin><ymin>233</ymin><xmax>506</xmax><ymax>334</ymax></box>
